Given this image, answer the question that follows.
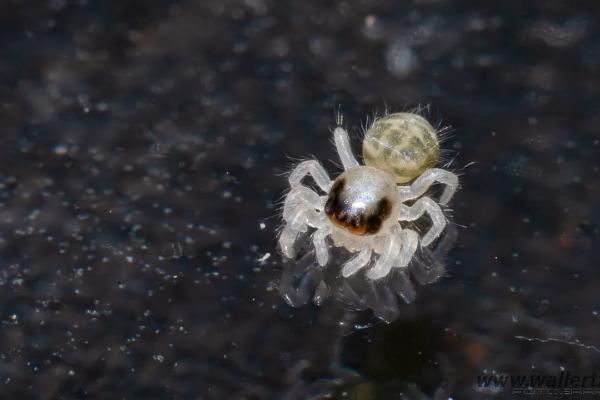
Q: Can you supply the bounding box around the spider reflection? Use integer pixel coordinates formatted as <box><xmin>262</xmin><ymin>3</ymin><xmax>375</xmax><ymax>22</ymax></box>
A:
<box><xmin>278</xmin><ymin>223</ymin><xmax>457</xmax><ymax>323</ymax></box>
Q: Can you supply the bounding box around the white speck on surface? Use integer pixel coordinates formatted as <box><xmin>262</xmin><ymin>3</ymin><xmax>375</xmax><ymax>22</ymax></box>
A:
<box><xmin>257</xmin><ymin>252</ymin><xmax>270</xmax><ymax>263</ymax></box>
<box><xmin>53</xmin><ymin>144</ymin><xmax>68</xmax><ymax>155</ymax></box>
<box><xmin>386</xmin><ymin>41</ymin><xmax>418</xmax><ymax>77</ymax></box>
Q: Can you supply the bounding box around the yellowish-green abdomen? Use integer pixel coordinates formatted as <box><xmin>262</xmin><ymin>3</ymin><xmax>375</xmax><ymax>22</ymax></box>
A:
<box><xmin>362</xmin><ymin>112</ymin><xmax>440</xmax><ymax>183</ymax></box>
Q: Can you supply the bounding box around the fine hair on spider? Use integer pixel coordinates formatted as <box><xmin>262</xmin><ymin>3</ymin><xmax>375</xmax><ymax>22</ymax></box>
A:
<box><xmin>362</xmin><ymin>104</ymin><xmax>456</xmax><ymax>164</ymax></box>
<box><xmin>278</xmin><ymin>109</ymin><xmax>460</xmax><ymax>281</ymax></box>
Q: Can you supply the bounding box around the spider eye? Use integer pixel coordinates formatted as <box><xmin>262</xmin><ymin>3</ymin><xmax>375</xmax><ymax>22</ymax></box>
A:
<box><xmin>330</xmin><ymin>213</ymin><xmax>369</xmax><ymax>235</ymax></box>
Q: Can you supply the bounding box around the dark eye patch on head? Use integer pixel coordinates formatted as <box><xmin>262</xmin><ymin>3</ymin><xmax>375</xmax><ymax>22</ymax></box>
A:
<box><xmin>365</xmin><ymin>198</ymin><xmax>392</xmax><ymax>234</ymax></box>
<box><xmin>325</xmin><ymin>178</ymin><xmax>392</xmax><ymax>236</ymax></box>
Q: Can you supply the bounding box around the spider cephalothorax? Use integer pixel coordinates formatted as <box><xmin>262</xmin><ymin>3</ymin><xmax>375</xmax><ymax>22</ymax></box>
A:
<box><xmin>279</xmin><ymin>112</ymin><xmax>458</xmax><ymax>280</ymax></box>
<box><xmin>324</xmin><ymin>167</ymin><xmax>396</xmax><ymax>236</ymax></box>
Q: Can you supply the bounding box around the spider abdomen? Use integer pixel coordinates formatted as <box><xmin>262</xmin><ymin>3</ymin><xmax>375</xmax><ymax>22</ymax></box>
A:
<box><xmin>362</xmin><ymin>112</ymin><xmax>440</xmax><ymax>183</ymax></box>
<box><xmin>324</xmin><ymin>166</ymin><xmax>396</xmax><ymax>236</ymax></box>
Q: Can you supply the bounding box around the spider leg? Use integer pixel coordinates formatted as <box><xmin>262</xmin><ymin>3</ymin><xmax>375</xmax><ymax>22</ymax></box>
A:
<box><xmin>278</xmin><ymin>225</ymin><xmax>300</xmax><ymax>259</ymax></box>
<box><xmin>333</xmin><ymin>127</ymin><xmax>359</xmax><ymax>170</ymax></box>
<box><xmin>397</xmin><ymin>168</ymin><xmax>458</xmax><ymax>205</ymax></box>
<box><xmin>366</xmin><ymin>228</ymin><xmax>402</xmax><ymax>280</ymax></box>
<box><xmin>282</xmin><ymin>185</ymin><xmax>324</xmax><ymax>222</ymax></box>
<box><xmin>398</xmin><ymin>197</ymin><xmax>447</xmax><ymax>246</ymax></box>
<box><xmin>341</xmin><ymin>247</ymin><xmax>372</xmax><ymax>278</ymax></box>
<box><xmin>312</xmin><ymin>227</ymin><xmax>331</xmax><ymax>266</ymax></box>
<box><xmin>280</xmin><ymin>189</ymin><xmax>327</xmax><ymax>258</ymax></box>
<box><xmin>288</xmin><ymin>207</ymin><xmax>320</xmax><ymax>232</ymax></box>
<box><xmin>288</xmin><ymin>160</ymin><xmax>332</xmax><ymax>192</ymax></box>
<box><xmin>396</xmin><ymin>228</ymin><xmax>419</xmax><ymax>267</ymax></box>
<box><xmin>279</xmin><ymin>210</ymin><xmax>328</xmax><ymax>259</ymax></box>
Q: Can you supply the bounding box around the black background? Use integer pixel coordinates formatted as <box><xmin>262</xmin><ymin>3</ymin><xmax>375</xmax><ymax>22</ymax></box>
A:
<box><xmin>0</xmin><ymin>0</ymin><xmax>599</xmax><ymax>399</ymax></box>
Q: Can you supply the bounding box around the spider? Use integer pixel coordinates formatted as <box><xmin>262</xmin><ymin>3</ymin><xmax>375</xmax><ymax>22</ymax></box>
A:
<box><xmin>279</xmin><ymin>112</ymin><xmax>459</xmax><ymax>281</ymax></box>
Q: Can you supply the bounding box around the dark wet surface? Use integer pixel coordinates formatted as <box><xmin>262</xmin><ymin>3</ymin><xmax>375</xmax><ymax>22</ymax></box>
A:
<box><xmin>0</xmin><ymin>0</ymin><xmax>599</xmax><ymax>399</ymax></box>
